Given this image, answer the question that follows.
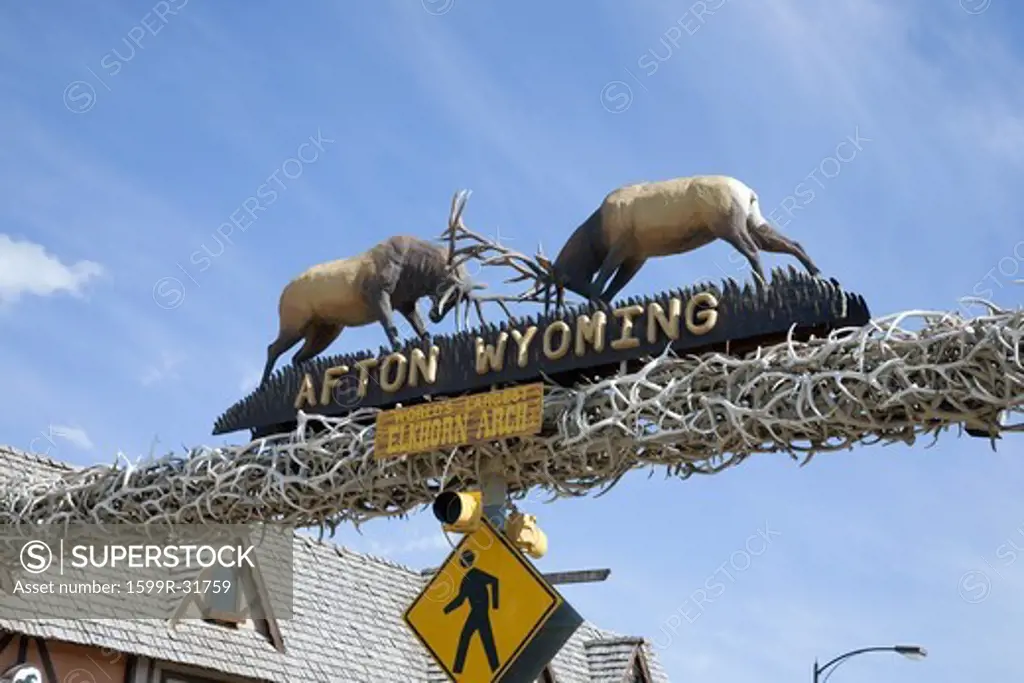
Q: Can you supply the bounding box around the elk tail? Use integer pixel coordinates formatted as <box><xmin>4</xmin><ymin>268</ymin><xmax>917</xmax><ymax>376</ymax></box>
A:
<box><xmin>745</xmin><ymin>191</ymin><xmax>769</xmax><ymax>232</ymax></box>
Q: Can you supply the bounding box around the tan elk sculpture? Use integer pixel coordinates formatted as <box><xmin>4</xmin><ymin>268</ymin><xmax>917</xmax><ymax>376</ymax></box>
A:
<box><xmin>258</xmin><ymin>191</ymin><xmax>515</xmax><ymax>387</ymax></box>
<box><xmin>517</xmin><ymin>174</ymin><xmax>822</xmax><ymax>313</ymax></box>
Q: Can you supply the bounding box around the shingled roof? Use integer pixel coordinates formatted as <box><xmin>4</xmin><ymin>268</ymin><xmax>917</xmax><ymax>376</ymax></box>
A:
<box><xmin>0</xmin><ymin>445</ymin><xmax>670</xmax><ymax>682</ymax></box>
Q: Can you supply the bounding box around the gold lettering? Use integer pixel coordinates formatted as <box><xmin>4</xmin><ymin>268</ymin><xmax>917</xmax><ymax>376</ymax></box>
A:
<box><xmin>647</xmin><ymin>298</ymin><xmax>682</xmax><ymax>343</ymax></box>
<box><xmin>611</xmin><ymin>304</ymin><xmax>645</xmax><ymax>350</ymax></box>
<box><xmin>355</xmin><ymin>357</ymin><xmax>379</xmax><ymax>397</ymax></box>
<box><xmin>428</xmin><ymin>419</ymin><xmax>441</xmax><ymax>447</ymax></box>
<box><xmin>543</xmin><ymin>321</ymin><xmax>571</xmax><ymax>359</ymax></box>
<box><xmin>410</xmin><ymin>422</ymin><xmax>421</xmax><ymax>450</ymax></box>
<box><xmin>294</xmin><ymin>373</ymin><xmax>317</xmax><ymax>410</ymax></box>
<box><xmin>493</xmin><ymin>407</ymin><xmax>507</xmax><ymax>435</ymax></box>
<box><xmin>475</xmin><ymin>332</ymin><xmax>509</xmax><ymax>374</ymax></box>
<box><xmin>509</xmin><ymin>405</ymin><xmax>520</xmax><ymax>432</ymax></box>
<box><xmin>510</xmin><ymin>326</ymin><xmax>538</xmax><ymax>367</ymax></box>
<box><xmin>320</xmin><ymin>365</ymin><xmax>349</xmax><ymax>405</ymax></box>
<box><xmin>408</xmin><ymin>346</ymin><xmax>439</xmax><ymax>387</ymax></box>
<box><xmin>440</xmin><ymin>416</ymin><xmax>453</xmax><ymax>444</ymax></box>
<box><xmin>386</xmin><ymin>424</ymin><xmax>403</xmax><ymax>455</ymax></box>
<box><xmin>454</xmin><ymin>414</ymin><xmax>468</xmax><ymax>443</ymax></box>
<box><xmin>476</xmin><ymin>408</ymin><xmax>490</xmax><ymax>439</ymax></box>
<box><xmin>379</xmin><ymin>353</ymin><xmax>408</xmax><ymax>393</ymax></box>
<box><xmin>575</xmin><ymin>312</ymin><xmax>607</xmax><ymax>355</ymax></box>
<box><xmin>686</xmin><ymin>292</ymin><xmax>719</xmax><ymax>335</ymax></box>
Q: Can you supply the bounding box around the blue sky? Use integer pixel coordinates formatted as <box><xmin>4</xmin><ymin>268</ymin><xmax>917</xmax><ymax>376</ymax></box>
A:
<box><xmin>2</xmin><ymin>0</ymin><xmax>1024</xmax><ymax>680</ymax></box>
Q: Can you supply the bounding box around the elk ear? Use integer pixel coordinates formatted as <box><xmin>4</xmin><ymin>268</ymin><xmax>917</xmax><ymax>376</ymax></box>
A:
<box><xmin>536</xmin><ymin>255</ymin><xmax>552</xmax><ymax>270</ymax></box>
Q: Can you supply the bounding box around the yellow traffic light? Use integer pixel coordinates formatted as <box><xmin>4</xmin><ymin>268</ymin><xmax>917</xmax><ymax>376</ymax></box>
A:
<box><xmin>504</xmin><ymin>511</ymin><xmax>547</xmax><ymax>559</ymax></box>
<box><xmin>432</xmin><ymin>491</ymin><xmax>482</xmax><ymax>533</ymax></box>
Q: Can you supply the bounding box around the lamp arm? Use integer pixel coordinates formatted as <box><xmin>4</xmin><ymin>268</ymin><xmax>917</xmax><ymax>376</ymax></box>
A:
<box><xmin>816</xmin><ymin>647</ymin><xmax>899</xmax><ymax>675</ymax></box>
<box><xmin>821</xmin><ymin>656</ymin><xmax>853</xmax><ymax>683</ymax></box>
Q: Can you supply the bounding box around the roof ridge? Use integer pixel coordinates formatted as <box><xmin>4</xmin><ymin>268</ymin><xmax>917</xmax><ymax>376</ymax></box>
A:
<box><xmin>585</xmin><ymin>635</ymin><xmax>647</xmax><ymax>647</ymax></box>
<box><xmin>0</xmin><ymin>444</ymin><xmax>79</xmax><ymax>472</ymax></box>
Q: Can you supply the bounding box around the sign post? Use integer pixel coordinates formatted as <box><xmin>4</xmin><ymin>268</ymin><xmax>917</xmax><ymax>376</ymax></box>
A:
<box><xmin>404</xmin><ymin>516</ymin><xmax>582</xmax><ymax>683</ymax></box>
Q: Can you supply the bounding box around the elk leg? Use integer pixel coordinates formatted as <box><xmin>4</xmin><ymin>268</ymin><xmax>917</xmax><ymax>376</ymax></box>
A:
<box><xmin>373</xmin><ymin>292</ymin><xmax>403</xmax><ymax>349</ymax></box>
<box><xmin>590</xmin><ymin>240</ymin><xmax>628</xmax><ymax>300</ymax></box>
<box><xmin>599</xmin><ymin>257</ymin><xmax>645</xmax><ymax>304</ymax></box>
<box><xmin>399</xmin><ymin>304</ymin><xmax>430</xmax><ymax>340</ymax></box>
<box><xmin>261</xmin><ymin>327</ymin><xmax>306</xmax><ymax>386</ymax></box>
<box><xmin>721</xmin><ymin>226</ymin><xmax>766</xmax><ymax>287</ymax></box>
<box><xmin>291</xmin><ymin>322</ymin><xmax>343</xmax><ymax>366</ymax></box>
<box><xmin>749</xmin><ymin>222</ymin><xmax>820</xmax><ymax>276</ymax></box>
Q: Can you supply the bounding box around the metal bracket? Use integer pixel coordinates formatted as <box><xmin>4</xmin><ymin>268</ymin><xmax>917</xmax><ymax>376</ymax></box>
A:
<box><xmin>480</xmin><ymin>463</ymin><xmax>508</xmax><ymax>528</ymax></box>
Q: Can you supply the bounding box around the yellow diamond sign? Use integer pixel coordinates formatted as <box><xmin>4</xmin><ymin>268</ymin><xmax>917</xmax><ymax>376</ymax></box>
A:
<box><xmin>404</xmin><ymin>516</ymin><xmax>582</xmax><ymax>683</ymax></box>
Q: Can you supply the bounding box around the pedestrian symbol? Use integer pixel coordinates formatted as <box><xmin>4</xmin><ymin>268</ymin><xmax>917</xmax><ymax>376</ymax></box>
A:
<box><xmin>444</xmin><ymin>549</ymin><xmax>500</xmax><ymax>674</ymax></box>
<box><xmin>404</xmin><ymin>515</ymin><xmax>582</xmax><ymax>683</ymax></box>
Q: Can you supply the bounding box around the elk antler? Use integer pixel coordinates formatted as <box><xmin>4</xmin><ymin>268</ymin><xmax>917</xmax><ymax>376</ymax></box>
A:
<box><xmin>436</xmin><ymin>190</ymin><xmax>517</xmax><ymax>330</ymax></box>
<box><xmin>441</xmin><ymin>189</ymin><xmax>555</xmax><ymax>304</ymax></box>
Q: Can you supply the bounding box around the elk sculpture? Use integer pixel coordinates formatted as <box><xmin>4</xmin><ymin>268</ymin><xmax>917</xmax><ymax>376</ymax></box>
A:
<box><xmin>516</xmin><ymin>175</ymin><xmax>822</xmax><ymax>313</ymax></box>
<box><xmin>258</xmin><ymin>190</ymin><xmax>516</xmax><ymax>387</ymax></box>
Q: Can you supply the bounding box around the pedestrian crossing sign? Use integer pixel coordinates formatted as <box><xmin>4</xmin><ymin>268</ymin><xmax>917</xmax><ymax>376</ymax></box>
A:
<box><xmin>404</xmin><ymin>515</ymin><xmax>582</xmax><ymax>683</ymax></box>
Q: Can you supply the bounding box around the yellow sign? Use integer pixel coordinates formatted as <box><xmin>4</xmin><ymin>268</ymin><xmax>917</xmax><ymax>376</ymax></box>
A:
<box><xmin>374</xmin><ymin>384</ymin><xmax>544</xmax><ymax>460</ymax></box>
<box><xmin>404</xmin><ymin>516</ymin><xmax>562</xmax><ymax>682</ymax></box>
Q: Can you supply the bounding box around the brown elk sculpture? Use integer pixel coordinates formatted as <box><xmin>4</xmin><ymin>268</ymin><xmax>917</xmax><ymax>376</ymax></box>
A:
<box><xmin>518</xmin><ymin>175</ymin><xmax>822</xmax><ymax>314</ymax></box>
<box><xmin>258</xmin><ymin>190</ymin><xmax>515</xmax><ymax>387</ymax></box>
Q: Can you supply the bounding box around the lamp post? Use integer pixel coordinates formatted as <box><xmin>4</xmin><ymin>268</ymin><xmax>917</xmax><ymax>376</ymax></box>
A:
<box><xmin>813</xmin><ymin>645</ymin><xmax>926</xmax><ymax>683</ymax></box>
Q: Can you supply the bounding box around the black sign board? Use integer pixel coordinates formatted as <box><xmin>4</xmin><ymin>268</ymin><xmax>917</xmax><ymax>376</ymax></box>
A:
<box><xmin>213</xmin><ymin>269</ymin><xmax>870</xmax><ymax>439</ymax></box>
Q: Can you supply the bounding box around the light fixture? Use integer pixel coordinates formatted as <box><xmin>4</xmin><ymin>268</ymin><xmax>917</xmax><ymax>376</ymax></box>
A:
<box><xmin>894</xmin><ymin>645</ymin><xmax>927</xmax><ymax>660</ymax></box>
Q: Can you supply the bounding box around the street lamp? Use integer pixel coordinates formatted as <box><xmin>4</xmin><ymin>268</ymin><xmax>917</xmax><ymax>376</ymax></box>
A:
<box><xmin>813</xmin><ymin>645</ymin><xmax>927</xmax><ymax>682</ymax></box>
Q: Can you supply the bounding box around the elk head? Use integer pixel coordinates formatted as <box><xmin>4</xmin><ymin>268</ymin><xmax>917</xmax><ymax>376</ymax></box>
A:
<box><xmin>428</xmin><ymin>262</ymin><xmax>488</xmax><ymax>328</ymax></box>
<box><xmin>531</xmin><ymin>255</ymin><xmax>566</xmax><ymax>315</ymax></box>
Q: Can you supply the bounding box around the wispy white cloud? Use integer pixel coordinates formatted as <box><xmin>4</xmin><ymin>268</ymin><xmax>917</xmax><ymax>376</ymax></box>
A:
<box><xmin>48</xmin><ymin>424</ymin><xmax>95</xmax><ymax>451</ymax></box>
<box><xmin>0</xmin><ymin>235</ymin><xmax>104</xmax><ymax>305</ymax></box>
<box><xmin>139</xmin><ymin>349</ymin><xmax>184</xmax><ymax>386</ymax></box>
